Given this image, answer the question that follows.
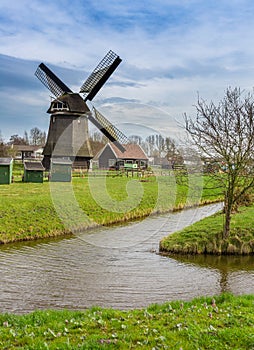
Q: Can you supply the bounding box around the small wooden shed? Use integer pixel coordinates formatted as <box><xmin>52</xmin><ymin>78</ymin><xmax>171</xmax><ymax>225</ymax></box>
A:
<box><xmin>23</xmin><ymin>161</ymin><xmax>45</xmax><ymax>183</ymax></box>
<box><xmin>13</xmin><ymin>145</ymin><xmax>44</xmax><ymax>161</ymax></box>
<box><xmin>0</xmin><ymin>158</ymin><xmax>13</xmax><ymax>184</ymax></box>
<box><xmin>50</xmin><ymin>158</ymin><xmax>72</xmax><ymax>182</ymax></box>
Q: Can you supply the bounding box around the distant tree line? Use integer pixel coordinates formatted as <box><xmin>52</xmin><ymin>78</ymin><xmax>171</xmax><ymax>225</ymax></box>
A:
<box><xmin>89</xmin><ymin>130</ymin><xmax>183</xmax><ymax>164</ymax></box>
<box><xmin>129</xmin><ymin>133</ymin><xmax>183</xmax><ymax>165</ymax></box>
<box><xmin>0</xmin><ymin>127</ymin><xmax>46</xmax><ymax>157</ymax></box>
<box><xmin>7</xmin><ymin>127</ymin><xmax>46</xmax><ymax>146</ymax></box>
<box><xmin>0</xmin><ymin>126</ymin><xmax>183</xmax><ymax>166</ymax></box>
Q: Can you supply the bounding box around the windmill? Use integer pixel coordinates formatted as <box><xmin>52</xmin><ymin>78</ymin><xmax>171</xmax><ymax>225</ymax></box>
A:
<box><xmin>35</xmin><ymin>50</ymin><xmax>129</xmax><ymax>170</ymax></box>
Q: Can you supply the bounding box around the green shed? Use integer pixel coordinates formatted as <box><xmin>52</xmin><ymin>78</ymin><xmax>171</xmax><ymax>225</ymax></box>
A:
<box><xmin>0</xmin><ymin>158</ymin><xmax>13</xmax><ymax>184</ymax></box>
<box><xmin>50</xmin><ymin>158</ymin><xmax>72</xmax><ymax>182</ymax></box>
<box><xmin>23</xmin><ymin>161</ymin><xmax>45</xmax><ymax>183</ymax></box>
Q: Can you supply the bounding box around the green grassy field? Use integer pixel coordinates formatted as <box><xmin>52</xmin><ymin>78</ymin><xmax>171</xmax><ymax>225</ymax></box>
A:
<box><xmin>0</xmin><ymin>172</ymin><xmax>223</xmax><ymax>244</ymax></box>
<box><xmin>160</xmin><ymin>203</ymin><xmax>254</xmax><ymax>254</ymax></box>
<box><xmin>0</xmin><ymin>293</ymin><xmax>253</xmax><ymax>349</ymax></box>
<box><xmin>1</xmin><ymin>167</ymin><xmax>252</xmax><ymax>349</ymax></box>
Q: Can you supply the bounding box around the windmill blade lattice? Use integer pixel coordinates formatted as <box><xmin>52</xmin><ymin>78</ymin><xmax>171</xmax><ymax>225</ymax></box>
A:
<box><xmin>35</xmin><ymin>63</ymin><xmax>73</xmax><ymax>98</ymax></box>
<box><xmin>89</xmin><ymin>107</ymin><xmax>129</xmax><ymax>152</ymax></box>
<box><xmin>80</xmin><ymin>50</ymin><xmax>122</xmax><ymax>101</ymax></box>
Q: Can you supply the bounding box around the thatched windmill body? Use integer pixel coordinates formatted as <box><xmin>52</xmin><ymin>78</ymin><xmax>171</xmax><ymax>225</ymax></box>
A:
<box><xmin>35</xmin><ymin>51</ymin><xmax>128</xmax><ymax>170</ymax></box>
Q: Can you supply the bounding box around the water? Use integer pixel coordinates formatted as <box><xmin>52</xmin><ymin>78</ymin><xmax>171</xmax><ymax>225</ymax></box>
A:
<box><xmin>0</xmin><ymin>203</ymin><xmax>254</xmax><ymax>314</ymax></box>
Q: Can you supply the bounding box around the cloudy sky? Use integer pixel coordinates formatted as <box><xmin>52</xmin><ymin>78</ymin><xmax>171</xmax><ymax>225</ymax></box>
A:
<box><xmin>1</xmin><ymin>0</ymin><xmax>254</xmax><ymax>142</ymax></box>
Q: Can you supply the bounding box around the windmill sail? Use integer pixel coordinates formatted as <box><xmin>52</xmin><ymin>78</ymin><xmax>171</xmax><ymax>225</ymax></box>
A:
<box><xmin>88</xmin><ymin>108</ymin><xmax>128</xmax><ymax>152</ymax></box>
<box><xmin>35</xmin><ymin>63</ymin><xmax>73</xmax><ymax>98</ymax></box>
<box><xmin>80</xmin><ymin>50</ymin><xmax>122</xmax><ymax>101</ymax></box>
<box><xmin>35</xmin><ymin>51</ymin><xmax>126</xmax><ymax>168</ymax></box>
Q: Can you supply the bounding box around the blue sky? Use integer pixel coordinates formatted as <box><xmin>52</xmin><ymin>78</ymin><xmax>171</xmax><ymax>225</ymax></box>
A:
<box><xmin>1</xmin><ymin>0</ymin><xmax>254</xmax><ymax>141</ymax></box>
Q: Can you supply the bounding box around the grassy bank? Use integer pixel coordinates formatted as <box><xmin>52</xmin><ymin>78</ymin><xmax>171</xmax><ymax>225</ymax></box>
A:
<box><xmin>0</xmin><ymin>293</ymin><xmax>253</xmax><ymax>349</ymax></box>
<box><xmin>160</xmin><ymin>204</ymin><xmax>254</xmax><ymax>255</ymax></box>
<box><xmin>0</xmin><ymin>173</ymin><xmax>222</xmax><ymax>244</ymax></box>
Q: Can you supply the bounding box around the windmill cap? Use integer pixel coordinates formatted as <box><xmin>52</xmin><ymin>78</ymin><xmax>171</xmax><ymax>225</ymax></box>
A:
<box><xmin>47</xmin><ymin>93</ymin><xmax>90</xmax><ymax>114</ymax></box>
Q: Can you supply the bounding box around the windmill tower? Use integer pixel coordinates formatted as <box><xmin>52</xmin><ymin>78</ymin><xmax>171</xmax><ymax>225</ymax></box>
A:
<box><xmin>35</xmin><ymin>50</ymin><xmax>128</xmax><ymax>170</ymax></box>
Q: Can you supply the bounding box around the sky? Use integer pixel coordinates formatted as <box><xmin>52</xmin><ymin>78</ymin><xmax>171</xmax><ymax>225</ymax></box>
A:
<box><xmin>1</xmin><ymin>0</ymin><xmax>254</xmax><ymax>142</ymax></box>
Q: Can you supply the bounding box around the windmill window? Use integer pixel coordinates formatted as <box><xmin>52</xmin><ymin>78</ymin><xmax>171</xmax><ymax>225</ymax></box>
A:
<box><xmin>52</xmin><ymin>101</ymin><xmax>68</xmax><ymax>110</ymax></box>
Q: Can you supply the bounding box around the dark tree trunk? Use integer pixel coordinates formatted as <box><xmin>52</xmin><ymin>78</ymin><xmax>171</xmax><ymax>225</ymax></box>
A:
<box><xmin>223</xmin><ymin>208</ymin><xmax>231</xmax><ymax>239</ymax></box>
<box><xmin>223</xmin><ymin>191</ymin><xmax>233</xmax><ymax>239</ymax></box>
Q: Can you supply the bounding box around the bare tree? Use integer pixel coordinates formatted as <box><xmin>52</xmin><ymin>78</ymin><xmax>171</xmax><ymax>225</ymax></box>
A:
<box><xmin>8</xmin><ymin>134</ymin><xmax>28</xmax><ymax>145</ymax></box>
<box><xmin>164</xmin><ymin>136</ymin><xmax>184</xmax><ymax>168</ymax></box>
<box><xmin>185</xmin><ymin>87</ymin><xmax>254</xmax><ymax>239</ymax></box>
<box><xmin>29</xmin><ymin>127</ymin><xmax>46</xmax><ymax>145</ymax></box>
<box><xmin>23</xmin><ymin>130</ymin><xmax>29</xmax><ymax>144</ymax></box>
<box><xmin>88</xmin><ymin>131</ymin><xmax>107</xmax><ymax>155</ymax></box>
<box><xmin>0</xmin><ymin>130</ymin><xmax>7</xmax><ymax>157</ymax></box>
<box><xmin>129</xmin><ymin>135</ymin><xmax>143</xmax><ymax>145</ymax></box>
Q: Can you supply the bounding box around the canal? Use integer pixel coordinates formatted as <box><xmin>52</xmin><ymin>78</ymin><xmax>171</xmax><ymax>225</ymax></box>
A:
<box><xmin>0</xmin><ymin>203</ymin><xmax>254</xmax><ymax>314</ymax></box>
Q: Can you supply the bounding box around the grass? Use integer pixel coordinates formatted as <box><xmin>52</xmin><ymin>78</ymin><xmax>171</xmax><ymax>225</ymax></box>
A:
<box><xmin>160</xmin><ymin>204</ymin><xmax>254</xmax><ymax>255</ymax></box>
<box><xmin>0</xmin><ymin>171</ymin><xmax>223</xmax><ymax>244</ymax></box>
<box><xmin>0</xmin><ymin>293</ymin><xmax>253</xmax><ymax>349</ymax></box>
<box><xmin>1</xmin><ymin>167</ymin><xmax>253</xmax><ymax>348</ymax></box>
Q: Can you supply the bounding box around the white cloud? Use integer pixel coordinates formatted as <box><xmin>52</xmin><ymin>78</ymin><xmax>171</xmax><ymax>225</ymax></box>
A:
<box><xmin>1</xmin><ymin>0</ymin><xmax>254</xmax><ymax>139</ymax></box>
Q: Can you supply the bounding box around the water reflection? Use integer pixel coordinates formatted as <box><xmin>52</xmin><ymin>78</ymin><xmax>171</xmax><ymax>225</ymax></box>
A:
<box><xmin>167</xmin><ymin>254</ymin><xmax>254</xmax><ymax>294</ymax></box>
<box><xmin>0</xmin><ymin>203</ymin><xmax>253</xmax><ymax>314</ymax></box>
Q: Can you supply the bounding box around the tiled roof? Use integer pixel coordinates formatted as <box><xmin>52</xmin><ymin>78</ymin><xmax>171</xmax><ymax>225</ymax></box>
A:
<box><xmin>108</xmin><ymin>142</ymin><xmax>148</xmax><ymax>160</ymax></box>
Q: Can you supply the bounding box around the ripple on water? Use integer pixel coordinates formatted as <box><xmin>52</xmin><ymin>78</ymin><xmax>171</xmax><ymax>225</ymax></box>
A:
<box><xmin>0</xmin><ymin>203</ymin><xmax>253</xmax><ymax>314</ymax></box>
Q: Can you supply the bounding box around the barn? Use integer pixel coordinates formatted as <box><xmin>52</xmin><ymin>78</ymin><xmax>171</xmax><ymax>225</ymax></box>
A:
<box><xmin>94</xmin><ymin>142</ymin><xmax>148</xmax><ymax>170</ymax></box>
